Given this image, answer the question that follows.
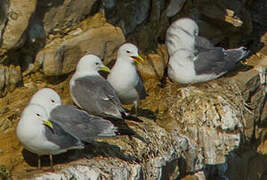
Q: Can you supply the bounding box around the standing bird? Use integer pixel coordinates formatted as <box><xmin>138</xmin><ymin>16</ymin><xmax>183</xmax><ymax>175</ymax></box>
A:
<box><xmin>29</xmin><ymin>88</ymin><xmax>118</xmax><ymax>143</ymax></box>
<box><xmin>16</xmin><ymin>104</ymin><xmax>84</xmax><ymax>169</ymax></box>
<box><xmin>166</xmin><ymin>17</ymin><xmax>249</xmax><ymax>84</ymax></box>
<box><xmin>70</xmin><ymin>54</ymin><xmax>127</xmax><ymax>120</ymax></box>
<box><xmin>107</xmin><ymin>43</ymin><xmax>147</xmax><ymax>115</ymax></box>
<box><xmin>70</xmin><ymin>55</ymin><xmax>147</xmax><ymax>143</ymax></box>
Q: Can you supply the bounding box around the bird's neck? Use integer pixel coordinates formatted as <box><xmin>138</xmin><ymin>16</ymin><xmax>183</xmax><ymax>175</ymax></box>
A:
<box><xmin>113</xmin><ymin>57</ymin><xmax>136</xmax><ymax>70</ymax></box>
<box><xmin>73</xmin><ymin>71</ymin><xmax>99</xmax><ymax>79</ymax></box>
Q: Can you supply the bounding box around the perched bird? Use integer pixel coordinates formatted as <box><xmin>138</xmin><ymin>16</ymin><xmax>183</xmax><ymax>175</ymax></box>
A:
<box><xmin>29</xmin><ymin>88</ymin><xmax>118</xmax><ymax>143</ymax></box>
<box><xmin>166</xmin><ymin>17</ymin><xmax>249</xmax><ymax>84</ymax></box>
<box><xmin>70</xmin><ymin>54</ymin><xmax>127</xmax><ymax>120</ymax></box>
<box><xmin>70</xmin><ymin>55</ymin><xmax>147</xmax><ymax>143</ymax></box>
<box><xmin>16</xmin><ymin>104</ymin><xmax>84</xmax><ymax>169</ymax></box>
<box><xmin>165</xmin><ymin>17</ymin><xmax>199</xmax><ymax>56</ymax></box>
<box><xmin>107</xmin><ymin>43</ymin><xmax>147</xmax><ymax>115</ymax></box>
<box><xmin>168</xmin><ymin>47</ymin><xmax>248</xmax><ymax>84</ymax></box>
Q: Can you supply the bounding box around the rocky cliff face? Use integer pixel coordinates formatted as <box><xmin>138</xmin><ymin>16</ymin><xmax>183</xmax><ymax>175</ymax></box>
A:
<box><xmin>0</xmin><ymin>0</ymin><xmax>267</xmax><ymax>179</ymax></box>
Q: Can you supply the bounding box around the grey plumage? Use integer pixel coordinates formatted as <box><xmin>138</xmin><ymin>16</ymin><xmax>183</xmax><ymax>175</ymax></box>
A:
<box><xmin>50</xmin><ymin>105</ymin><xmax>118</xmax><ymax>142</ymax></box>
<box><xmin>45</xmin><ymin>120</ymin><xmax>84</xmax><ymax>152</ymax></box>
<box><xmin>195</xmin><ymin>36</ymin><xmax>214</xmax><ymax>51</ymax></box>
<box><xmin>166</xmin><ymin>17</ymin><xmax>249</xmax><ymax>84</ymax></box>
<box><xmin>134</xmin><ymin>75</ymin><xmax>147</xmax><ymax>100</ymax></box>
<box><xmin>194</xmin><ymin>47</ymin><xmax>248</xmax><ymax>75</ymax></box>
<box><xmin>71</xmin><ymin>76</ymin><xmax>126</xmax><ymax>119</ymax></box>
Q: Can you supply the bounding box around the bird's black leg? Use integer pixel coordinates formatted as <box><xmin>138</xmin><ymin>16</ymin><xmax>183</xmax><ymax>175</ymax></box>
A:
<box><xmin>38</xmin><ymin>155</ymin><xmax>41</xmax><ymax>169</ymax></box>
<box><xmin>49</xmin><ymin>154</ymin><xmax>53</xmax><ymax>169</ymax></box>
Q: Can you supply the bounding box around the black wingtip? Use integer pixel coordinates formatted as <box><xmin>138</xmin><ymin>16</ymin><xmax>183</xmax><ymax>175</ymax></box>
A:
<box><xmin>122</xmin><ymin>113</ymin><xmax>144</xmax><ymax>122</ymax></box>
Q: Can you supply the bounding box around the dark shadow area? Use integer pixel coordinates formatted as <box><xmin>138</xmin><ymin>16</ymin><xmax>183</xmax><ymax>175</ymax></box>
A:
<box><xmin>22</xmin><ymin>139</ymin><xmax>140</xmax><ymax>169</ymax></box>
<box><xmin>83</xmin><ymin>141</ymin><xmax>140</xmax><ymax>163</ymax></box>
<box><xmin>105</xmin><ymin>117</ymin><xmax>149</xmax><ymax>144</ymax></box>
<box><xmin>22</xmin><ymin>148</ymin><xmax>79</xmax><ymax>168</ymax></box>
<box><xmin>127</xmin><ymin>107</ymin><xmax>157</xmax><ymax>121</ymax></box>
<box><xmin>45</xmin><ymin>74</ymin><xmax>70</xmax><ymax>85</ymax></box>
<box><xmin>245</xmin><ymin>0</ymin><xmax>267</xmax><ymax>54</ymax></box>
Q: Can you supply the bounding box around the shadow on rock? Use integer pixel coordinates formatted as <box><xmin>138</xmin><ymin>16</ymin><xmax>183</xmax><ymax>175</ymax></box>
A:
<box><xmin>83</xmin><ymin>141</ymin><xmax>140</xmax><ymax>163</ymax></box>
<box><xmin>22</xmin><ymin>148</ymin><xmax>81</xmax><ymax>168</ymax></box>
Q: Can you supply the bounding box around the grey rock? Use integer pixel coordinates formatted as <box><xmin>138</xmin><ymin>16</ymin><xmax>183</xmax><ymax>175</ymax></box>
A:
<box><xmin>1</xmin><ymin>0</ymin><xmax>37</xmax><ymax>50</ymax></box>
<box><xmin>166</xmin><ymin>0</ymin><xmax>186</xmax><ymax>17</ymax></box>
<box><xmin>36</xmin><ymin>22</ymin><xmax>125</xmax><ymax>76</ymax></box>
<box><xmin>36</xmin><ymin>0</ymin><xmax>99</xmax><ymax>34</ymax></box>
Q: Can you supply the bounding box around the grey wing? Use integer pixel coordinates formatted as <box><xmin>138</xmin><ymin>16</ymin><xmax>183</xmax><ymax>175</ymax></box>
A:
<box><xmin>224</xmin><ymin>47</ymin><xmax>248</xmax><ymax>63</ymax></box>
<box><xmin>135</xmin><ymin>76</ymin><xmax>147</xmax><ymax>100</ymax></box>
<box><xmin>50</xmin><ymin>105</ymin><xmax>117</xmax><ymax>141</ymax></box>
<box><xmin>194</xmin><ymin>48</ymin><xmax>235</xmax><ymax>75</ymax></box>
<box><xmin>72</xmin><ymin>76</ymin><xmax>125</xmax><ymax>119</ymax></box>
<box><xmin>45</xmin><ymin>121</ymin><xmax>83</xmax><ymax>151</ymax></box>
<box><xmin>195</xmin><ymin>36</ymin><xmax>214</xmax><ymax>51</ymax></box>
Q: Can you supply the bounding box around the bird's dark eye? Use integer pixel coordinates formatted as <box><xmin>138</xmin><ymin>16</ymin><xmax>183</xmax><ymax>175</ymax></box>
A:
<box><xmin>51</xmin><ymin>99</ymin><xmax>55</xmax><ymax>103</ymax></box>
<box><xmin>126</xmin><ymin>50</ymin><xmax>130</xmax><ymax>53</ymax></box>
<box><xmin>95</xmin><ymin>62</ymin><xmax>100</xmax><ymax>65</ymax></box>
<box><xmin>36</xmin><ymin>113</ymin><xmax>40</xmax><ymax>117</ymax></box>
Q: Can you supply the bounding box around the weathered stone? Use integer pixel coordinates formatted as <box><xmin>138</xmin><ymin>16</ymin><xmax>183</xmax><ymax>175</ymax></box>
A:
<box><xmin>7</xmin><ymin>65</ymin><xmax>21</xmax><ymax>92</ymax></box>
<box><xmin>104</xmin><ymin>0</ymin><xmax>152</xmax><ymax>35</ymax></box>
<box><xmin>193</xmin><ymin>0</ymin><xmax>252</xmax><ymax>47</ymax></box>
<box><xmin>166</xmin><ymin>0</ymin><xmax>186</xmax><ymax>17</ymax></box>
<box><xmin>36</xmin><ymin>0</ymin><xmax>99</xmax><ymax>34</ymax></box>
<box><xmin>36</xmin><ymin>22</ymin><xmax>125</xmax><ymax>76</ymax></box>
<box><xmin>138</xmin><ymin>45</ymin><xmax>168</xmax><ymax>80</ymax></box>
<box><xmin>1</xmin><ymin>0</ymin><xmax>37</xmax><ymax>50</ymax></box>
<box><xmin>0</xmin><ymin>0</ymin><xmax>9</xmax><ymax>44</ymax></box>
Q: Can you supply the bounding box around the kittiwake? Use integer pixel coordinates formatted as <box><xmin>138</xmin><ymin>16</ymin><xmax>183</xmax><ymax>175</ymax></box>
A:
<box><xmin>16</xmin><ymin>104</ymin><xmax>84</xmax><ymax>169</ymax></box>
<box><xmin>166</xmin><ymin>17</ymin><xmax>249</xmax><ymax>84</ymax></box>
<box><xmin>29</xmin><ymin>88</ymin><xmax>118</xmax><ymax>143</ymax></box>
<box><xmin>168</xmin><ymin>47</ymin><xmax>248</xmax><ymax>84</ymax></box>
<box><xmin>70</xmin><ymin>54</ymin><xmax>127</xmax><ymax>120</ymax></box>
<box><xmin>107</xmin><ymin>43</ymin><xmax>147</xmax><ymax>115</ymax></box>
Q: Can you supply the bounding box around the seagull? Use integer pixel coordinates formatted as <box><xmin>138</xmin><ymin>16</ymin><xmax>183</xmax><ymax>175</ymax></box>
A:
<box><xmin>16</xmin><ymin>104</ymin><xmax>84</xmax><ymax>169</ymax></box>
<box><xmin>168</xmin><ymin>47</ymin><xmax>248</xmax><ymax>84</ymax></box>
<box><xmin>70</xmin><ymin>54</ymin><xmax>127</xmax><ymax>120</ymax></box>
<box><xmin>107</xmin><ymin>43</ymin><xmax>147</xmax><ymax>115</ymax></box>
<box><xmin>165</xmin><ymin>17</ymin><xmax>199</xmax><ymax>56</ymax></box>
<box><xmin>166</xmin><ymin>17</ymin><xmax>249</xmax><ymax>84</ymax></box>
<box><xmin>29</xmin><ymin>88</ymin><xmax>118</xmax><ymax>143</ymax></box>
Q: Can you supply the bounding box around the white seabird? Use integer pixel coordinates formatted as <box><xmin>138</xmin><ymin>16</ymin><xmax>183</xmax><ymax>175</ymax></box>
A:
<box><xmin>70</xmin><ymin>54</ymin><xmax>127</xmax><ymax>120</ymax></box>
<box><xmin>16</xmin><ymin>104</ymin><xmax>84</xmax><ymax>169</ymax></box>
<box><xmin>29</xmin><ymin>88</ymin><xmax>118</xmax><ymax>142</ymax></box>
<box><xmin>166</xmin><ymin>17</ymin><xmax>249</xmax><ymax>84</ymax></box>
<box><xmin>165</xmin><ymin>17</ymin><xmax>199</xmax><ymax>56</ymax></box>
<box><xmin>168</xmin><ymin>47</ymin><xmax>248</xmax><ymax>84</ymax></box>
<box><xmin>107</xmin><ymin>43</ymin><xmax>147</xmax><ymax>115</ymax></box>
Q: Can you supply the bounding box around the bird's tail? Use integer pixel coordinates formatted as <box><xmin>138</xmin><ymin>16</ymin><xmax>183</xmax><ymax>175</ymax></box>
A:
<box><xmin>224</xmin><ymin>47</ymin><xmax>249</xmax><ymax>63</ymax></box>
<box><xmin>92</xmin><ymin>119</ymin><xmax>119</xmax><ymax>137</ymax></box>
<box><xmin>122</xmin><ymin>112</ymin><xmax>143</xmax><ymax>122</ymax></box>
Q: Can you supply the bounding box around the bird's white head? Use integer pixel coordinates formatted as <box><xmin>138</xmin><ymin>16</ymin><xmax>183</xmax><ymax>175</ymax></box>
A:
<box><xmin>117</xmin><ymin>43</ymin><xmax>144</xmax><ymax>65</ymax></box>
<box><xmin>75</xmin><ymin>54</ymin><xmax>110</xmax><ymax>75</ymax></box>
<box><xmin>20</xmin><ymin>104</ymin><xmax>49</xmax><ymax>124</ymax></box>
<box><xmin>30</xmin><ymin>88</ymin><xmax>61</xmax><ymax>114</ymax></box>
<box><xmin>172</xmin><ymin>17</ymin><xmax>199</xmax><ymax>36</ymax></box>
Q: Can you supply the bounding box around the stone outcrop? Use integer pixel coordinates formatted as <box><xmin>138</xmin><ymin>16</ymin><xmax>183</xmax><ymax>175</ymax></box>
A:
<box><xmin>35</xmin><ymin>17</ymin><xmax>125</xmax><ymax>76</ymax></box>
<box><xmin>0</xmin><ymin>0</ymin><xmax>37</xmax><ymax>52</ymax></box>
<box><xmin>0</xmin><ymin>0</ymin><xmax>267</xmax><ymax>179</ymax></box>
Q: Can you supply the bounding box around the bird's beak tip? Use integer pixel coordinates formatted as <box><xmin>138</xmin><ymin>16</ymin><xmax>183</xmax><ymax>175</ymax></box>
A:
<box><xmin>131</xmin><ymin>55</ymin><xmax>144</xmax><ymax>64</ymax></box>
<box><xmin>99</xmin><ymin>66</ymin><xmax>111</xmax><ymax>73</ymax></box>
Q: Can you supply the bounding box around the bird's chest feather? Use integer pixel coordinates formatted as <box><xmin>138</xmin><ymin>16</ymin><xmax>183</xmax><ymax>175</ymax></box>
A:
<box><xmin>110</xmin><ymin>64</ymin><xmax>138</xmax><ymax>89</ymax></box>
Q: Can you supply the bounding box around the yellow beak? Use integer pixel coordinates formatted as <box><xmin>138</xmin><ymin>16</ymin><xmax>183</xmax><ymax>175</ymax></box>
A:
<box><xmin>99</xmin><ymin>66</ymin><xmax>111</xmax><ymax>73</ymax></box>
<box><xmin>43</xmin><ymin>120</ymin><xmax>53</xmax><ymax>129</ymax></box>
<box><xmin>131</xmin><ymin>55</ymin><xmax>144</xmax><ymax>64</ymax></box>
